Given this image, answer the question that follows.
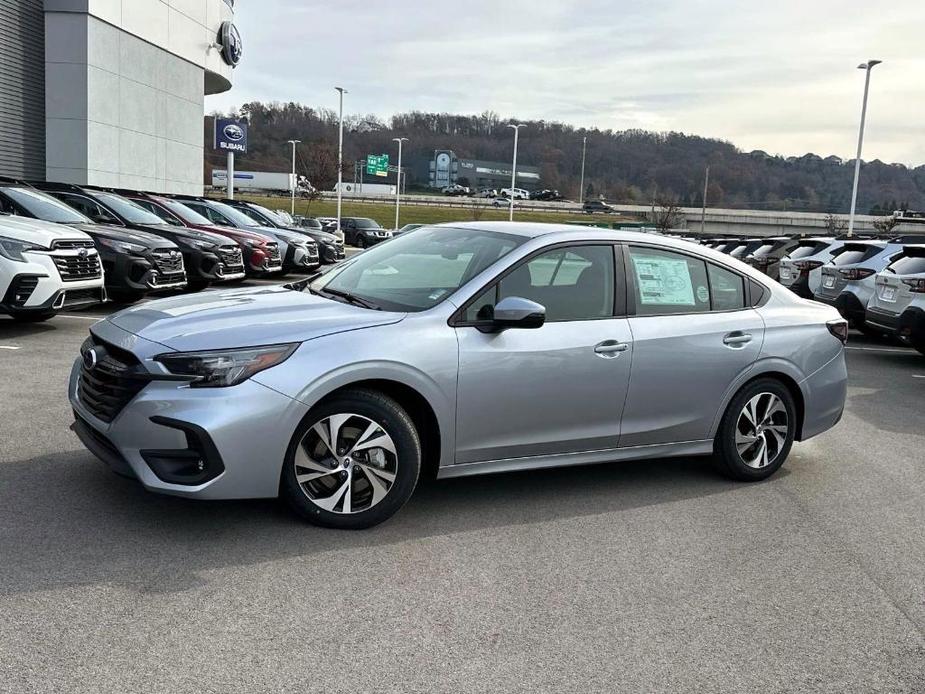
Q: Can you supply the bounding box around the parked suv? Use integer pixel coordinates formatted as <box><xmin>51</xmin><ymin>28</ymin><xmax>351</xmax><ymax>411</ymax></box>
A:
<box><xmin>116</xmin><ymin>192</ymin><xmax>283</xmax><ymax>278</ymax></box>
<box><xmin>0</xmin><ymin>181</ymin><xmax>186</xmax><ymax>303</ymax></box>
<box><xmin>778</xmin><ymin>237</ymin><xmax>844</xmax><ymax>299</ymax></box>
<box><xmin>0</xmin><ymin>215</ymin><xmax>105</xmax><ymax>321</ymax></box>
<box><xmin>865</xmin><ymin>244</ymin><xmax>925</xmax><ymax>354</ymax></box>
<box><xmin>744</xmin><ymin>237</ymin><xmax>800</xmax><ymax>280</ymax></box>
<box><xmin>34</xmin><ymin>184</ymin><xmax>244</xmax><ymax>292</ymax></box>
<box><xmin>219</xmin><ymin>199</ymin><xmax>341</xmax><ymax>264</ymax></box>
<box><xmin>173</xmin><ymin>197</ymin><xmax>319</xmax><ymax>274</ymax></box>
<box><xmin>341</xmin><ymin>217</ymin><xmax>392</xmax><ymax>248</ymax></box>
<box><xmin>813</xmin><ymin>238</ymin><xmax>925</xmax><ymax>332</ymax></box>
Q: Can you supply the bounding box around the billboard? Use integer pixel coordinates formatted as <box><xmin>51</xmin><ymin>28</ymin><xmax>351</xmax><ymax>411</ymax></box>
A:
<box><xmin>214</xmin><ymin>118</ymin><xmax>248</xmax><ymax>153</ymax></box>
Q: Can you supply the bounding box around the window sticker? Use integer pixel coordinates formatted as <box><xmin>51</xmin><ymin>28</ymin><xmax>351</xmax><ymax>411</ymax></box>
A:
<box><xmin>633</xmin><ymin>255</ymin><xmax>695</xmax><ymax>306</ymax></box>
<box><xmin>696</xmin><ymin>285</ymin><xmax>709</xmax><ymax>303</ymax></box>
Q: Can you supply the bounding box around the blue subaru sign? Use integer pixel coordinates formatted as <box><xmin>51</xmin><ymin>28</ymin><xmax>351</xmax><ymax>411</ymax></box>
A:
<box><xmin>214</xmin><ymin>118</ymin><xmax>248</xmax><ymax>153</ymax></box>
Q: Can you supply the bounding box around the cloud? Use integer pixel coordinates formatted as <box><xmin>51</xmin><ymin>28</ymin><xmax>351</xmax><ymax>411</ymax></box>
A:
<box><xmin>208</xmin><ymin>0</ymin><xmax>925</xmax><ymax>165</ymax></box>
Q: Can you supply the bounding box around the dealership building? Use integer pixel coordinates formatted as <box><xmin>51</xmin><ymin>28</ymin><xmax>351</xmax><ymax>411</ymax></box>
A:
<box><xmin>414</xmin><ymin>150</ymin><xmax>542</xmax><ymax>191</ymax></box>
<box><xmin>0</xmin><ymin>0</ymin><xmax>238</xmax><ymax>194</ymax></box>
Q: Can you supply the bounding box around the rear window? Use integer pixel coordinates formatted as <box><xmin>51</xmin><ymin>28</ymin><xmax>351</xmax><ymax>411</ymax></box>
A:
<box><xmin>788</xmin><ymin>242</ymin><xmax>827</xmax><ymax>260</ymax></box>
<box><xmin>752</xmin><ymin>242</ymin><xmax>777</xmax><ymax>257</ymax></box>
<box><xmin>888</xmin><ymin>254</ymin><xmax>925</xmax><ymax>275</ymax></box>
<box><xmin>831</xmin><ymin>245</ymin><xmax>878</xmax><ymax>266</ymax></box>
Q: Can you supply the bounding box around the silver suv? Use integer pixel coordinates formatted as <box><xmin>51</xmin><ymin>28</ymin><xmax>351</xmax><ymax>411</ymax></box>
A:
<box><xmin>814</xmin><ymin>239</ymin><xmax>912</xmax><ymax>333</ymax></box>
<box><xmin>69</xmin><ymin>223</ymin><xmax>848</xmax><ymax>529</ymax></box>
<box><xmin>778</xmin><ymin>237</ymin><xmax>843</xmax><ymax>299</ymax></box>
<box><xmin>865</xmin><ymin>244</ymin><xmax>925</xmax><ymax>354</ymax></box>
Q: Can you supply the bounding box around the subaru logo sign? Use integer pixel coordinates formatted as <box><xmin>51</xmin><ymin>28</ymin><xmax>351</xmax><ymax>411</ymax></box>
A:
<box><xmin>77</xmin><ymin>248</ymin><xmax>89</xmax><ymax>258</ymax></box>
<box><xmin>223</xmin><ymin>124</ymin><xmax>244</xmax><ymax>142</ymax></box>
<box><xmin>218</xmin><ymin>21</ymin><xmax>243</xmax><ymax>67</ymax></box>
<box><xmin>83</xmin><ymin>348</ymin><xmax>98</xmax><ymax>371</ymax></box>
<box><xmin>214</xmin><ymin>118</ymin><xmax>248</xmax><ymax>154</ymax></box>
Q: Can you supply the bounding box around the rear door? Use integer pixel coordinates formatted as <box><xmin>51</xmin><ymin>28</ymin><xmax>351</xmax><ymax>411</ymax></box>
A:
<box><xmin>620</xmin><ymin>245</ymin><xmax>765</xmax><ymax>447</ymax></box>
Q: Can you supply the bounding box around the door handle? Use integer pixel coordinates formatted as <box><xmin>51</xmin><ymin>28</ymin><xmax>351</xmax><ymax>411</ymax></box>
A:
<box><xmin>723</xmin><ymin>332</ymin><xmax>753</xmax><ymax>347</ymax></box>
<box><xmin>594</xmin><ymin>340</ymin><xmax>629</xmax><ymax>358</ymax></box>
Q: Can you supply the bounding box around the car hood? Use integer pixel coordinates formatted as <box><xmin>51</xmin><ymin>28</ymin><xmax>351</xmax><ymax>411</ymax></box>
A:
<box><xmin>194</xmin><ymin>224</ymin><xmax>275</xmax><ymax>245</ymax></box>
<box><xmin>107</xmin><ymin>285</ymin><xmax>405</xmax><ymax>352</ymax></box>
<box><xmin>137</xmin><ymin>224</ymin><xmax>234</xmax><ymax>247</ymax></box>
<box><xmin>287</xmin><ymin>227</ymin><xmax>339</xmax><ymax>244</ymax></box>
<box><xmin>71</xmin><ymin>223</ymin><xmax>177</xmax><ymax>249</ymax></box>
<box><xmin>0</xmin><ymin>215</ymin><xmax>92</xmax><ymax>247</ymax></box>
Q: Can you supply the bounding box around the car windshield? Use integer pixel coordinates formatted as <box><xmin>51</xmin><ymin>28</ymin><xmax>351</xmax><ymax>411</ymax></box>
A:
<box><xmin>208</xmin><ymin>201</ymin><xmax>264</xmax><ymax>228</ymax></box>
<box><xmin>250</xmin><ymin>204</ymin><xmax>283</xmax><ymax>224</ymax></box>
<box><xmin>96</xmin><ymin>193</ymin><xmax>167</xmax><ymax>225</ymax></box>
<box><xmin>311</xmin><ymin>226</ymin><xmax>525</xmax><ymax>312</ymax></box>
<box><xmin>3</xmin><ymin>187</ymin><xmax>90</xmax><ymax>224</ymax></box>
<box><xmin>161</xmin><ymin>200</ymin><xmax>213</xmax><ymax>226</ymax></box>
<box><xmin>300</xmin><ymin>218</ymin><xmax>322</xmax><ymax>229</ymax></box>
<box><xmin>353</xmin><ymin>218</ymin><xmax>381</xmax><ymax>229</ymax></box>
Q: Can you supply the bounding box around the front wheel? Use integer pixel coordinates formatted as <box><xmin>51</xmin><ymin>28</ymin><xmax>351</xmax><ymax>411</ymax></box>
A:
<box><xmin>281</xmin><ymin>389</ymin><xmax>421</xmax><ymax>529</ymax></box>
<box><xmin>713</xmin><ymin>379</ymin><xmax>796</xmax><ymax>481</ymax></box>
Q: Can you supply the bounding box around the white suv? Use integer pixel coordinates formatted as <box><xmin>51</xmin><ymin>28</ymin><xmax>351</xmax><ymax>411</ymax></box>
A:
<box><xmin>0</xmin><ymin>215</ymin><xmax>106</xmax><ymax>322</ymax></box>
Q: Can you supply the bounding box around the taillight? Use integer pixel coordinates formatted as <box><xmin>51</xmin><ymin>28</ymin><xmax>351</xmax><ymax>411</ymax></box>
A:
<box><xmin>838</xmin><ymin>268</ymin><xmax>875</xmax><ymax>281</ymax></box>
<box><xmin>826</xmin><ymin>319</ymin><xmax>849</xmax><ymax>344</ymax></box>
<box><xmin>902</xmin><ymin>278</ymin><xmax>925</xmax><ymax>293</ymax></box>
<box><xmin>793</xmin><ymin>260</ymin><xmax>823</xmax><ymax>276</ymax></box>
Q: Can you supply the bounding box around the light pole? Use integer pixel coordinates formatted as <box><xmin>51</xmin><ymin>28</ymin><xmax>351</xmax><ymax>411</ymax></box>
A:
<box><xmin>507</xmin><ymin>123</ymin><xmax>525</xmax><ymax>222</ymax></box>
<box><xmin>700</xmin><ymin>165</ymin><xmax>710</xmax><ymax>235</ymax></box>
<box><xmin>287</xmin><ymin>139</ymin><xmax>300</xmax><ymax>216</ymax></box>
<box><xmin>847</xmin><ymin>60</ymin><xmax>882</xmax><ymax>237</ymax></box>
<box><xmin>392</xmin><ymin>137</ymin><xmax>409</xmax><ymax>230</ymax></box>
<box><xmin>579</xmin><ymin>136</ymin><xmax>587</xmax><ymax>204</ymax></box>
<box><xmin>335</xmin><ymin>86</ymin><xmax>347</xmax><ymax>236</ymax></box>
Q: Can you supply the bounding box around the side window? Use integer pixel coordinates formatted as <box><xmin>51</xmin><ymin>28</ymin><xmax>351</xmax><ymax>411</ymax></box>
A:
<box><xmin>135</xmin><ymin>201</ymin><xmax>180</xmax><ymax>225</ymax></box>
<box><xmin>496</xmin><ymin>245</ymin><xmax>615</xmax><ymax>321</ymax></box>
<box><xmin>462</xmin><ymin>286</ymin><xmax>498</xmax><ymax>322</ymax></box>
<box><xmin>629</xmin><ymin>246</ymin><xmax>710</xmax><ymax>315</ymax></box>
<box><xmin>708</xmin><ymin>263</ymin><xmax>746</xmax><ymax>311</ymax></box>
<box><xmin>57</xmin><ymin>194</ymin><xmax>114</xmax><ymax>223</ymax></box>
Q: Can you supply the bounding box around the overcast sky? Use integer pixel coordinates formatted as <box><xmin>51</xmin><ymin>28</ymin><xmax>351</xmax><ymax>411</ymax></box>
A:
<box><xmin>207</xmin><ymin>0</ymin><xmax>925</xmax><ymax>165</ymax></box>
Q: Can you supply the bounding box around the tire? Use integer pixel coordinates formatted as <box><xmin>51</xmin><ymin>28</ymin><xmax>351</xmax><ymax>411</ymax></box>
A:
<box><xmin>713</xmin><ymin>378</ymin><xmax>796</xmax><ymax>482</ymax></box>
<box><xmin>107</xmin><ymin>289</ymin><xmax>146</xmax><ymax>305</ymax></box>
<box><xmin>10</xmin><ymin>311</ymin><xmax>56</xmax><ymax>323</ymax></box>
<box><xmin>356</xmin><ymin>236</ymin><xmax>367</xmax><ymax>249</ymax></box>
<box><xmin>281</xmin><ymin>388</ymin><xmax>421</xmax><ymax>529</ymax></box>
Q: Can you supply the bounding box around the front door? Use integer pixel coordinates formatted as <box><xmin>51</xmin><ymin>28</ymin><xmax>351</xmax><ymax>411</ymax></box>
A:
<box><xmin>454</xmin><ymin>244</ymin><xmax>633</xmax><ymax>464</ymax></box>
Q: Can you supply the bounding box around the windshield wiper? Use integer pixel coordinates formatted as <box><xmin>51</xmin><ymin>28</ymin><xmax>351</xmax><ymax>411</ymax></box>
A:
<box><xmin>322</xmin><ymin>287</ymin><xmax>381</xmax><ymax>310</ymax></box>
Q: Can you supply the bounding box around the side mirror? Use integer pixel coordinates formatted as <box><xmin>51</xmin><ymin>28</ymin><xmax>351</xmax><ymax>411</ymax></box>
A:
<box><xmin>486</xmin><ymin>296</ymin><xmax>546</xmax><ymax>331</ymax></box>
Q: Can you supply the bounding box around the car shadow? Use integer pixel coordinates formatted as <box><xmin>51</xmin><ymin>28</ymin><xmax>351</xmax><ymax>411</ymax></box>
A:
<box><xmin>0</xmin><ymin>449</ymin><xmax>769</xmax><ymax>597</ymax></box>
<box><xmin>0</xmin><ymin>318</ymin><xmax>61</xmax><ymax>339</ymax></box>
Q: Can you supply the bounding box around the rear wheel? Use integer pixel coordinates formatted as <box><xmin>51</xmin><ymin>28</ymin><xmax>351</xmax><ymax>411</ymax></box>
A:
<box><xmin>281</xmin><ymin>389</ymin><xmax>421</xmax><ymax>529</ymax></box>
<box><xmin>713</xmin><ymin>379</ymin><xmax>796</xmax><ymax>481</ymax></box>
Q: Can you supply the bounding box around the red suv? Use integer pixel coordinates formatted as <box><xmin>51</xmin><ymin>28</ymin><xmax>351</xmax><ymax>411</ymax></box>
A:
<box><xmin>119</xmin><ymin>191</ymin><xmax>284</xmax><ymax>277</ymax></box>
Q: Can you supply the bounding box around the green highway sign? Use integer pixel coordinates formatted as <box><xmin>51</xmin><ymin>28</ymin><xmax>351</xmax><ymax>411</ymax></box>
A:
<box><xmin>366</xmin><ymin>154</ymin><xmax>389</xmax><ymax>177</ymax></box>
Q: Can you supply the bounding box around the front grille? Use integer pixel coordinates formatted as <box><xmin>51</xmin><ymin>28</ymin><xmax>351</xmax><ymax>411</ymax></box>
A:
<box><xmin>152</xmin><ymin>249</ymin><xmax>185</xmax><ymax>275</ymax></box>
<box><xmin>266</xmin><ymin>243</ymin><xmax>281</xmax><ymax>263</ymax></box>
<box><xmin>78</xmin><ymin>340</ymin><xmax>149</xmax><ymax>423</ymax></box>
<box><xmin>53</xmin><ymin>253</ymin><xmax>102</xmax><ymax>281</ymax></box>
<box><xmin>52</xmin><ymin>239</ymin><xmax>95</xmax><ymax>250</ymax></box>
<box><xmin>217</xmin><ymin>245</ymin><xmax>244</xmax><ymax>273</ymax></box>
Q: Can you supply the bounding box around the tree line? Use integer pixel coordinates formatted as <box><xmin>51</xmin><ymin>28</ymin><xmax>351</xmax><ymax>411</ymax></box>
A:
<box><xmin>205</xmin><ymin>102</ymin><xmax>925</xmax><ymax>214</ymax></box>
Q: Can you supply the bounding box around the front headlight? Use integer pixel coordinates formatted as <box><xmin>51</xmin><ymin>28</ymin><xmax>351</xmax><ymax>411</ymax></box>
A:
<box><xmin>98</xmin><ymin>237</ymin><xmax>147</xmax><ymax>254</ymax></box>
<box><xmin>155</xmin><ymin>344</ymin><xmax>298</xmax><ymax>388</ymax></box>
<box><xmin>0</xmin><ymin>236</ymin><xmax>45</xmax><ymax>262</ymax></box>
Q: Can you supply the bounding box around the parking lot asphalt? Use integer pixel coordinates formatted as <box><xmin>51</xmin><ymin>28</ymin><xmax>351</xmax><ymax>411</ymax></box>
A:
<box><xmin>0</xmin><ymin>286</ymin><xmax>923</xmax><ymax>693</ymax></box>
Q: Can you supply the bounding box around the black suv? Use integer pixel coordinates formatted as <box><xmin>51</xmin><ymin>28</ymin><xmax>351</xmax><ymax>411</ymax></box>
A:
<box><xmin>220</xmin><ymin>200</ymin><xmax>344</xmax><ymax>264</ymax></box>
<box><xmin>0</xmin><ymin>179</ymin><xmax>186</xmax><ymax>303</ymax></box>
<box><xmin>34</xmin><ymin>183</ymin><xmax>245</xmax><ymax>293</ymax></box>
<box><xmin>341</xmin><ymin>217</ymin><xmax>393</xmax><ymax>248</ymax></box>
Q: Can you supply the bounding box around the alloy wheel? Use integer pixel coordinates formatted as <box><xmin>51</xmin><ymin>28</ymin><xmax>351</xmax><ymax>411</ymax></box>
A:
<box><xmin>294</xmin><ymin>413</ymin><xmax>398</xmax><ymax>514</ymax></box>
<box><xmin>734</xmin><ymin>393</ymin><xmax>789</xmax><ymax>469</ymax></box>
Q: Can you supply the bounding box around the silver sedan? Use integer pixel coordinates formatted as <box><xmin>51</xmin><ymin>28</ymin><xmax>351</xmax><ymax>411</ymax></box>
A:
<box><xmin>70</xmin><ymin>223</ymin><xmax>849</xmax><ymax>529</ymax></box>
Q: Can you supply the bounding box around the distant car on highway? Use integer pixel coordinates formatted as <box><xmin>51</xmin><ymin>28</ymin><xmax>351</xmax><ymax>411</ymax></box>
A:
<box><xmin>865</xmin><ymin>243</ymin><xmax>925</xmax><ymax>354</ymax></box>
<box><xmin>499</xmin><ymin>188</ymin><xmax>529</xmax><ymax>200</ymax></box>
<box><xmin>69</xmin><ymin>223</ymin><xmax>848</xmax><ymax>529</ymax></box>
<box><xmin>475</xmin><ymin>189</ymin><xmax>498</xmax><ymax>198</ymax></box>
<box><xmin>442</xmin><ymin>184</ymin><xmax>471</xmax><ymax>196</ymax></box>
<box><xmin>583</xmin><ymin>200</ymin><xmax>616</xmax><ymax>214</ymax></box>
<box><xmin>532</xmin><ymin>189</ymin><xmax>564</xmax><ymax>201</ymax></box>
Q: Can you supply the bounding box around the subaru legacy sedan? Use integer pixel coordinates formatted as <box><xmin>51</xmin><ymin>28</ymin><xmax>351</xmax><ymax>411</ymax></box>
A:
<box><xmin>70</xmin><ymin>223</ymin><xmax>848</xmax><ymax>529</ymax></box>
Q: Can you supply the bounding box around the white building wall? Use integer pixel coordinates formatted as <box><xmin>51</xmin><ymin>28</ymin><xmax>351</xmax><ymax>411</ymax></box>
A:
<box><xmin>44</xmin><ymin>0</ymin><xmax>234</xmax><ymax>194</ymax></box>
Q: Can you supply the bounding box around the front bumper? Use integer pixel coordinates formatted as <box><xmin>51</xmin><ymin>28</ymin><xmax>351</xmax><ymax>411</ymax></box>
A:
<box><xmin>1</xmin><ymin>252</ymin><xmax>106</xmax><ymax>313</ymax></box>
<box><xmin>68</xmin><ymin>335</ymin><xmax>310</xmax><ymax>499</ymax></box>
<box><xmin>283</xmin><ymin>244</ymin><xmax>321</xmax><ymax>272</ymax></box>
<box><xmin>320</xmin><ymin>242</ymin><xmax>346</xmax><ymax>263</ymax></box>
